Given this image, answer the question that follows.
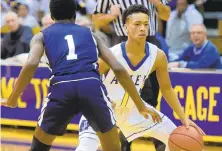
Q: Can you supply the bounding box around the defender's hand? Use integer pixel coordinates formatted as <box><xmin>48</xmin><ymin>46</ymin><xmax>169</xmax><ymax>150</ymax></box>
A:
<box><xmin>139</xmin><ymin>106</ymin><xmax>162</xmax><ymax>123</ymax></box>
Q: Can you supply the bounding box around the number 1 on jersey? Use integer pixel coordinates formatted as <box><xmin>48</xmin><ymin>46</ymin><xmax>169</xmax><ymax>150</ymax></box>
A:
<box><xmin>65</xmin><ymin>35</ymin><xmax>78</xmax><ymax>60</ymax></box>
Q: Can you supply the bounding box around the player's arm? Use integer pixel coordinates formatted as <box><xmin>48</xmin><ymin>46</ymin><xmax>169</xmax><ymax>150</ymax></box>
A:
<box><xmin>1</xmin><ymin>32</ymin><xmax>44</xmax><ymax>108</ymax></box>
<box><xmin>150</xmin><ymin>0</ymin><xmax>170</xmax><ymax>21</ymax></box>
<box><xmin>155</xmin><ymin>49</ymin><xmax>205</xmax><ymax>135</ymax></box>
<box><xmin>92</xmin><ymin>33</ymin><xmax>161</xmax><ymax>121</ymax></box>
<box><xmin>155</xmin><ymin>50</ymin><xmax>185</xmax><ymax>121</ymax></box>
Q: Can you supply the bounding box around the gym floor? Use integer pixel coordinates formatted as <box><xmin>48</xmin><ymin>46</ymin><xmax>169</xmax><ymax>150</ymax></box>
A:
<box><xmin>1</xmin><ymin>127</ymin><xmax>222</xmax><ymax>151</ymax></box>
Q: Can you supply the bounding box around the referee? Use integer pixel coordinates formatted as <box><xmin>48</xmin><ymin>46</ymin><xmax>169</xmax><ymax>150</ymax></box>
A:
<box><xmin>93</xmin><ymin>0</ymin><xmax>170</xmax><ymax>151</ymax></box>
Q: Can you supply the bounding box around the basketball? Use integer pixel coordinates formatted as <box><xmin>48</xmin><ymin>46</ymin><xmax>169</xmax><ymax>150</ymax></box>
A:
<box><xmin>168</xmin><ymin>126</ymin><xmax>204</xmax><ymax>151</ymax></box>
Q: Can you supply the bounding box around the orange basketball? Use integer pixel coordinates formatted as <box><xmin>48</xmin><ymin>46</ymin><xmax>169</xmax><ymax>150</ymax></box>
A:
<box><xmin>168</xmin><ymin>126</ymin><xmax>203</xmax><ymax>151</ymax></box>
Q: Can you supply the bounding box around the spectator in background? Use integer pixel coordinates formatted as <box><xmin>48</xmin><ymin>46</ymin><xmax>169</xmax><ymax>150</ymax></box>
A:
<box><xmin>41</xmin><ymin>14</ymin><xmax>55</xmax><ymax>30</ymax></box>
<box><xmin>1</xmin><ymin>11</ymin><xmax>33</xmax><ymax>59</ymax></box>
<box><xmin>188</xmin><ymin>0</ymin><xmax>207</xmax><ymax>15</ymax></box>
<box><xmin>155</xmin><ymin>32</ymin><xmax>169</xmax><ymax>59</ymax></box>
<box><xmin>39</xmin><ymin>0</ymin><xmax>50</xmax><ymax>15</ymax></box>
<box><xmin>17</xmin><ymin>0</ymin><xmax>40</xmax><ymax>19</ymax></box>
<box><xmin>194</xmin><ymin>0</ymin><xmax>207</xmax><ymax>15</ymax></box>
<box><xmin>168</xmin><ymin>24</ymin><xmax>222</xmax><ymax>69</ymax></box>
<box><xmin>17</xmin><ymin>2</ymin><xmax>39</xmax><ymax>28</ymax></box>
<box><xmin>76</xmin><ymin>16</ymin><xmax>111</xmax><ymax>47</ymax></box>
<box><xmin>36</xmin><ymin>0</ymin><xmax>50</xmax><ymax>26</ymax></box>
<box><xmin>1</xmin><ymin>1</ymin><xmax>9</xmax><ymax>37</ymax></box>
<box><xmin>166</xmin><ymin>0</ymin><xmax>203</xmax><ymax>61</ymax></box>
<box><xmin>76</xmin><ymin>0</ymin><xmax>97</xmax><ymax>17</ymax></box>
<box><xmin>1</xmin><ymin>1</ymin><xmax>9</xmax><ymax>27</ymax></box>
<box><xmin>167</xmin><ymin>0</ymin><xmax>177</xmax><ymax>10</ymax></box>
<box><xmin>82</xmin><ymin>0</ymin><xmax>97</xmax><ymax>15</ymax></box>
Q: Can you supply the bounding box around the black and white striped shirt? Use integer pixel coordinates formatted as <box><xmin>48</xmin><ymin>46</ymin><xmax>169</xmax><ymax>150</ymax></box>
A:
<box><xmin>95</xmin><ymin>0</ymin><xmax>168</xmax><ymax>36</ymax></box>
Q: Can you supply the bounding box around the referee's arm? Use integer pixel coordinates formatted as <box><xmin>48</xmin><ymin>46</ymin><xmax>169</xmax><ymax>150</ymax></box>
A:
<box><xmin>93</xmin><ymin>0</ymin><xmax>118</xmax><ymax>29</ymax></box>
<box><xmin>151</xmin><ymin>0</ymin><xmax>171</xmax><ymax>21</ymax></box>
<box><xmin>93</xmin><ymin>12</ymin><xmax>117</xmax><ymax>30</ymax></box>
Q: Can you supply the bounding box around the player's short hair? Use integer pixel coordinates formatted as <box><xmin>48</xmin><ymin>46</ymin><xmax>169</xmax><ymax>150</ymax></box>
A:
<box><xmin>50</xmin><ymin>0</ymin><xmax>77</xmax><ymax>20</ymax></box>
<box><xmin>122</xmin><ymin>4</ymin><xmax>150</xmax><ymax>25</ymax></box>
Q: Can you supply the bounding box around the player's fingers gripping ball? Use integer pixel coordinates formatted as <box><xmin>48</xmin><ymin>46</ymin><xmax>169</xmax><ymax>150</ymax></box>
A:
<box><xmin>168</xmin><ymin>126</ymin><xmax>204</xmax><ymax>151</ymax></box>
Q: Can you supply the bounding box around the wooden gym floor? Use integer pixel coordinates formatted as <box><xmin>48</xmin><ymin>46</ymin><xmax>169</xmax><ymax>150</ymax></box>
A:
<box><xmin>1</xmin><ymin>127</ymin><xmax>222</xmax><ymax>151</ymax></box>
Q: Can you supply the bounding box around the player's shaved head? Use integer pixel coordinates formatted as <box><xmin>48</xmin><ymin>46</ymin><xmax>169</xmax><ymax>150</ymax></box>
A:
<box><xmin>5</xmin><ymin>11</ymin><xmax>20</xmax><ymax>32</ymax></box>
<box><xmin>50</xmin><ymin>0</ymin><xmax>77</xmax><ymax>20</ymax></box>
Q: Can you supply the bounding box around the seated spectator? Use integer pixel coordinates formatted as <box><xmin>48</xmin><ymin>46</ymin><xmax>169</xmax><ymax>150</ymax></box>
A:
<box><xmin>1</xmin><ymin>1</ymin><xmax>9</xmax><ymax>36</ymax></box>
<box><xmin>17</xmin><ymin>0</ymin><xmax>40</xmax><ymax>19</ymax></box>
<box><xmin>17</xmin><ymin>2</ymin><xmax>40</xmax><ymax>34</ymax></box>
<box><xmin>76</xmin><ymin>16</ymin><xmax>111</xmax><ymax>47</ymax></box>
<box><xmin>76</xmin><ymin>0</ymin><xmax>97</xmax><ymax>16</ymax></box>
<box><xmin>1</xmin><ymin>1</ymin><xmax>9</xmax><ymax>27</ymax></box>
<box><xmin>194</xmin><ymin>0</ymin><xmax>207</xmax><ymax>15</ymax></box>
<box><xmin>39</xmin><ymin>14</ymin><xmax>54</xmax><ymax>65</ymax></box>
<box><xmin>1</xmin><ymin>11</ymin><xmax>33</xmax><ymax>59</ymax></box>
<box><xmin>41</xmin><ymin>14</ymin><xmax>54</xmax><ymax>30</ymax></box>
<box><xmin>166</xmin><ymin>0</ymin><xmax>203</xmax><ymax>61</ymax></box>
<box><xmin>168</xmin><ymin>0</ymin><xmax>177</xmax><ymax>10</ymax></box>
<box><xmin>168</xmin><ymin>24</ymin><xmax>222</xmax><ymax>69</ymax></box>
<box><xmin>17</xmin><ymin>2</ymin><xmax>38</xmax><ymax>27</ymax></box>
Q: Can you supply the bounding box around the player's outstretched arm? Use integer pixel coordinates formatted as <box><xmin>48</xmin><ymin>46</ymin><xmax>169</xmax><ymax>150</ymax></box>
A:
<box><xmin>92</xmin><ymin>33</ymin><xmax>161</xmax><ymax>122</ymax></box>
<box><xmin>1</xmin><ymin>32</ymin><xmax>45</xmax><ymax>108</ymax></box>
<box><xmin>155</xmin><ymin>49</ymin><xmax>205</xmax><ymax>135</ymax></box>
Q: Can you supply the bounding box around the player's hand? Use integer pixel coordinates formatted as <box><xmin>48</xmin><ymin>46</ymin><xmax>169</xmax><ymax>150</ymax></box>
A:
<box><xmin>0</xmin><ymin>97</ymin><xmax>17</xmax><ymax>108</ymax></box>
<box><xmin>182</xmin><ymin>118</ymin><xmax>206</xmax><ymax>136</ymax></box>
<box><xmin>139</xmin><ymin>106</ymin><xmax>162</xmax><ymax>123</ymax></box>
<box><xmin>110</xmin><ymin>4</ymin><xmax>121</xmax><ymax>18</ymax></box>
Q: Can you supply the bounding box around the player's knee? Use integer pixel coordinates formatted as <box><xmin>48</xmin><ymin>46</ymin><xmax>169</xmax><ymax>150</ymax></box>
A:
<box><xmin>75</xmin><ymin>137</ymin><xmax>100</xmax><ymax>151</ymax></box>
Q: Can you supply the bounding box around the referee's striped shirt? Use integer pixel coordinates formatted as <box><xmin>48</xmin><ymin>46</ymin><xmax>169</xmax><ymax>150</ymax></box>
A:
<box><xmin>95</xmin><ymin>0</ymin><xmax>168</xmax><ymax>36</ymax></box>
